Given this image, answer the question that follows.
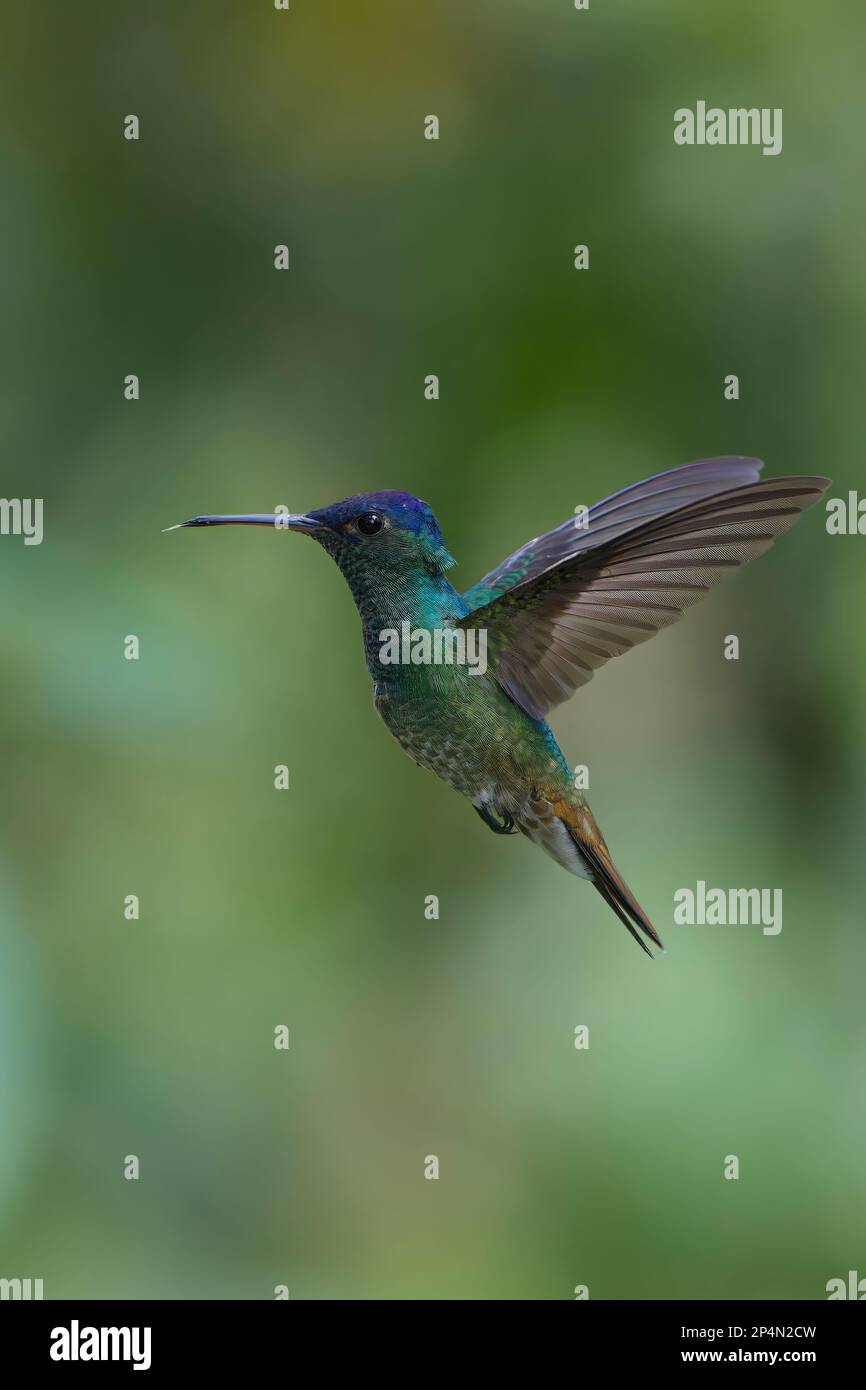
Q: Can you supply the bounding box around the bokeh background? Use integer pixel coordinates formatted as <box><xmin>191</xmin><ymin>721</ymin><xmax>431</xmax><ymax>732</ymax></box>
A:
<box><xmin>1</xmin><ymin>0</ymin><xmax>864</xmax><ymax>1300</ymax></box>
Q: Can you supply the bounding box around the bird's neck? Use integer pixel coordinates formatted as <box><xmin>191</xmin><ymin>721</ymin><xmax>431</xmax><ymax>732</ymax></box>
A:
<box><xmin>343</xmin><ymin>565</ymin><xmax>469</xmax><ymax>680</ymax></box>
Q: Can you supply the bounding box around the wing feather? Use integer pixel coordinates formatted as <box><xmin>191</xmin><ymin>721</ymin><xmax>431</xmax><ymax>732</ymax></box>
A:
<box><xmin>463</xmin><ymin>474</ymin><xmax>830</xmax><ymax>721</ymax></box>
<box><xmin>462</xmin><ymin>456</ymin><xmax>766</xmax><ymax>610</ymax></box>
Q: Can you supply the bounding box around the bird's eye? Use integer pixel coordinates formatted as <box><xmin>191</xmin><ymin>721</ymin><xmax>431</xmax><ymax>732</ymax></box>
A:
<box><xmin>356</xmin><ymin>511</ymin><xmax>384</xmax><ymax>535</ymax></box>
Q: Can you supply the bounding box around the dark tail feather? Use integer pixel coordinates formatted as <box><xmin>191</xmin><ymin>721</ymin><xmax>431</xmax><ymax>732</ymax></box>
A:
<box><xmin>554</xmin><ymin>800</ymin><xmax>664</xmax><ymax>956</ymax></box>
<box><xmin>591</xmin><ymin>869</ymin><xmax>656</xmax><ymax>957</ymax></box>
<box><xmin>578</xmin><ymin>837</ymin><xmax>664</xmax><ymax>956</ymax></box>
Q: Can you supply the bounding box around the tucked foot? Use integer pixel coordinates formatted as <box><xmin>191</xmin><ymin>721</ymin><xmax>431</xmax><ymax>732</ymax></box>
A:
<box><xmin>475</xmin><ymin>803</ymin><xmax>516</xmax><ymax>835</ymax></box>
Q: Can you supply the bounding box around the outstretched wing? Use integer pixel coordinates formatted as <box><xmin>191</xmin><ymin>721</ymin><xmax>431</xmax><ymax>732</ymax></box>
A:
<box><xmin>461</xmin><ymin>474</ymin><xmax>830</xmax><ymax>722</ymax></box>
<box><xmin>462</xmin><ymin>457</ymin><xmax>767</xmax><ymax>611</ymax></box>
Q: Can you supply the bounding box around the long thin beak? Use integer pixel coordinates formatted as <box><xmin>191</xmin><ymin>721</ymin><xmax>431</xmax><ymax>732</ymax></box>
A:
<box><xmin>162</xmin><ymin>513</ymin><xmax>323</xmax><ymax>533</ymax></box>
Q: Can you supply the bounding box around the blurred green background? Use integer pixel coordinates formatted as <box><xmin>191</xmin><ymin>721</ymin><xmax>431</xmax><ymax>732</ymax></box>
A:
<box><xmin>1</xmin><ymin>0</ymin><xmax>864</xmax><ymax>1300</ymax></box>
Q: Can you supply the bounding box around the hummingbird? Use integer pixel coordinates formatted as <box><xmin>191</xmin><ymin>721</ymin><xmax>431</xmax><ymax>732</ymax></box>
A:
<box><xmin>169</xmin><ymin>457</ymin><xmax>829</xmax><ymax>956</ymax></box>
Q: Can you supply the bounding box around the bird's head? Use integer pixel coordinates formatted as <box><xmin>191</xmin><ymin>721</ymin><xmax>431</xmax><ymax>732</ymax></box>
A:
<box><xmin>167</xmin><ymin>491</ymin><xmax>456</xmax><ymax>584</ymax></box>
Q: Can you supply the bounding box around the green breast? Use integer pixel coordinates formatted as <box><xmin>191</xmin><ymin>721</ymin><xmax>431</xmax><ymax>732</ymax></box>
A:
<box><xmin>374</xmin><ymin>664</ymin><xmax>571</xmax><ymax>800</ymax></box>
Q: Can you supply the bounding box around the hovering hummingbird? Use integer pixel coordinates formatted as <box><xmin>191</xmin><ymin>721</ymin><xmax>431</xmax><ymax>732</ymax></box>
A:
<box><xmin>169</xmin><ymin>458</ymin><xmax>829</xmax><ymax>955</ymax></box>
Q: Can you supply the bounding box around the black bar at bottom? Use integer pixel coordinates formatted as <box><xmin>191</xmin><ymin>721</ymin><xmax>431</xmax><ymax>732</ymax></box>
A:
<box><xmin>0</xmin><ymin>1298</ymin><xmax>860</xmax><ymax>1373</ymax></box>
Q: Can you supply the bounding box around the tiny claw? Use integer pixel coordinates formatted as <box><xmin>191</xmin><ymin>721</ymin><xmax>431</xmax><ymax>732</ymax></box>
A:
<box><xmin>475</xmin><ymin>804</ymin><xmax>517</xmax><ymax>835</ymax></box>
